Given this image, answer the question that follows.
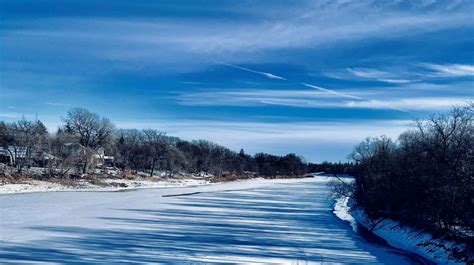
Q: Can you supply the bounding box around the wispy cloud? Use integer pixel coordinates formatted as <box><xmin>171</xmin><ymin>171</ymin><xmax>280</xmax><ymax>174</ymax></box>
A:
<box><xmin>328</xmin><ymin>63</ymin><xmax>474</xmax><ymax>84</ymax></box>
<box><xmin>219</xmin><ymin>62</ymin><xmax>362</xmax><ymax>100</ymax></box>
<box><xmin>2</xmin><ymin>1</ymin><xmax>472</xmax><ymax>68</ymax></box>
<box><xmin>421</xmin><ymin>63</ymin><xmax>474</xmax><ymax>77</ymax></box>
<box><xmin>344</xmin><ymin>97</ymin><xmax>469</xmax><ymax>110</ymax></box>
<box><xmin>218</xmin><ymin>63</ymin><xmax>287</xmax><ymax>80</ymax></box>
<box><xmin>116</xmin><ymin>119</ymin><xmax>409</xmax><ymax>142</ymax></box>
<box><xmin>217</xmin><ymin>63</ymin><xmax>416</xmax><ymax>113</ymax></box>
<box><xmin>45</xmin><ymin>102</ymin><xmax>71</xmax><ymax>107</ymax></box>
<box><xmin>261</xmin><ymin>97</ymin><xmax>468</xmax><ymax>111</ymax></box>
<box><xmin>177</xmin><ymin>88</ymin><xmax>471</xmax><ymax>111</ymax></box>
<box><xmin>114</xmin><ymin>118</ymin><xmax>412</xmax><ymax>161</ymax></box>
<box><xmin>346</xmin><ymin>68</ymin><xmax>412</xmax><ymax>84</ymax></box>
<box><xmin>0</xmin><ymin>112</ymin><xmax>25</xmax><ymax>119</ymax></box>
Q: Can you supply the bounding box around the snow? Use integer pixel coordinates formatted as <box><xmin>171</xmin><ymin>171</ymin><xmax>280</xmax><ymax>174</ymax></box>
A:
<box><xmin>1</xmin><ymin>177</ymin><xmax>431</xmax><ymax>264</ymax></box>
<box><xmin>0</xmin><ymin>178</ymin><xmax>209</xmax><ymax>195</ymax></box>
<box><xmin>0</xmin><ymin>180</ymin><xmax>67</xmax><ymax>194</ymax></box>
<box><xmin>335</xmin><ymin>196</ymin><xmax>467</xmax><ymax>265</ymax></box>
<box><xmin>333</xmin><ymin>196</ymin><xmax>358</xmax><ymax>232</ymax></box>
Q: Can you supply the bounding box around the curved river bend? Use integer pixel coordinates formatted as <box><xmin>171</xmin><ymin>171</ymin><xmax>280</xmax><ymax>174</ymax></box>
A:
<box><xmin>0</xmin><ymin>178</ymin><xmax>432</xmax><ymax>264</ymax></box>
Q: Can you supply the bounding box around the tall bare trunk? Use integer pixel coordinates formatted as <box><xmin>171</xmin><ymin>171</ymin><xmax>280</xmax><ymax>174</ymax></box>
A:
<box><xmin>82</xmin><ymin>162</ymin><xmax>88</xmax><ymax>174</ymax></box>
<box><xmin>150</xmin><ymin>159</ymin><xmax>156</xmax><ymax>177</ymax></box>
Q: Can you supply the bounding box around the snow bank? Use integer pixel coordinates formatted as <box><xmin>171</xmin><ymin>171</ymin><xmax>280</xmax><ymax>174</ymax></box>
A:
<box><xmin>0</xmin><ymin>176</ymin><xmax>316</xmax><ymax>195</ymax></box>
<box><xmin>335</xmin><ymin>196</ymin><xmax>468</xmax><ymax>265</ymax></box>
<box><xmin>333</xmin><ymin>196</ymin><xmax>358</xmax><ymax>232</ymax></box>
<box><xmin>0</xmin><ymin>178</ymin><xmax>209</xmax><ymax>195</ymax></box>
<box><xmin>0</xmin><ymin>181</ymin><xmax>66</xmax><ymax>194</ymax></box>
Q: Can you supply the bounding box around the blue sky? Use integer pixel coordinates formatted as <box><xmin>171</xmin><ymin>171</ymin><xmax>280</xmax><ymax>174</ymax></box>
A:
<box><xmin>1</xmin><ymin>0</ymin><xmax>473</xmax><ymax>162</ymax></box>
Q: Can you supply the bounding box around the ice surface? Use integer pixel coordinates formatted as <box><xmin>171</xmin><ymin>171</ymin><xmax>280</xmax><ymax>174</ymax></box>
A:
<box><xmin>1</xmin><ymin>177</ymin><xmax>429</xmax><ymax>264</ymax></box>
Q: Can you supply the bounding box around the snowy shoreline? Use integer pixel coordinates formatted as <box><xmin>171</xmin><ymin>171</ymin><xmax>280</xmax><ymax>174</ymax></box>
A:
<box><xmin>0</xmin><ymin>175</ymin><xmax>312</xmax><ymax>195</ymax></box>
<box><xmin>0</xmin><ymin>177</ymin><xmax>210</xmax><ymax>195</ymax></box>
<box><xmin>333</xmin><ymin>196</ymin><xmax>468</xmax><ymax>265</ymax></box>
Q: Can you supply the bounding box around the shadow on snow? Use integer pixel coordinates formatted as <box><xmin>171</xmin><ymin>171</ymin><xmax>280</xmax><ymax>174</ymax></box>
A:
<box><xmin>0</xmin><ymin>182</ymin><xmax>425</xmax><ymax>264</ymax></box>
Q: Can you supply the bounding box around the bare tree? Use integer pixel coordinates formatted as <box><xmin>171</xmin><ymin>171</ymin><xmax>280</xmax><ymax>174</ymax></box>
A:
<box><xmin>142</xmin><ymin>129</ymin><xmax>167</xmax><ymax>177</ymax></box>
<box><xmin>116</xmin><ymin>129</ymin><xmax>145</xmax><ymax>172</ymax></box>
<box><xmin>164</xmin><ymin>145</ymin><xmax>187</xmax><ymax>177</ymax></box>
<box><xmin>62</xmin><ymin>108</ymin><xmax>115</xmax><ymax>174</ymax></box>
<box><xmin>8</xmin><ymin>119</ymin><xmax>49</xmax><ymax>172</ymax></box>
<box><xmin>349</xmin><ymin>104</ymin><xmax>473</xmax><ymax>232</ymax></box>
<box><xmin>45</xmin><ymin>129</ymin><xmax>82</xmax><ymax>178</ymax></box>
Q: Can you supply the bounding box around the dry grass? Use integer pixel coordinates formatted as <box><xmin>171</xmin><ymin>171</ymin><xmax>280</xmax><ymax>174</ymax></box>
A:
<box><xmin>0</xmin><ymin>171</ymin><xmax>29</xmax><ymax>185</ymax></box>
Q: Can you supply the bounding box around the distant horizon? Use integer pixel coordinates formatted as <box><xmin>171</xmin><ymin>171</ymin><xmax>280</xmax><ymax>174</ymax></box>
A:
<box><xmin>1</xmin><ymin>1</ymin><xmax>473</xmax><ymax>162</ymax></box>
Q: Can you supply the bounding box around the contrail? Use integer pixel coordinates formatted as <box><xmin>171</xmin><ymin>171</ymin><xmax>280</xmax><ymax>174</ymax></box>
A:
<box><xmin>300</xmin><ymin>83</ymin><xmax>362</xmax><ymax>100</ymax></box>
<box><xmin>218</xmin><ymin>62</ymin><xmax>288</xmax><ymax>80</ymax></box>
<box><xmin>218</xmin><ymin>62</ymin><xmax>360</xmax><ymax>100</ymax></box>
<box><xmin>217</xmin><ymin>62</ymin><xmax>412</xmax><ymax>113</ymax></box>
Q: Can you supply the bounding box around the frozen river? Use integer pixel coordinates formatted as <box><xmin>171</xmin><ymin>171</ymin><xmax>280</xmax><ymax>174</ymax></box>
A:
<box><xmin>0</xmin><ymin>177</ymin><xmax>431</xmax><ymax>264</ymax></box>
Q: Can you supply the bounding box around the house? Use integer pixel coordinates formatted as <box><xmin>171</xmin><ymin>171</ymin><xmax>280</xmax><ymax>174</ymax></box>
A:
<box><xmin>92</xmin><ymin>147</ymin><xmax>114</xmax><ymax>167</ymax></box>
<box><xmin>0</xmin><ymin>146</ymin><xmax>26</xmax><ymax>165</ymax></box>
<box><xmin>0</xmin><ymin>148</ymin><xmax>12</xmax><ymax>165</ymax></box>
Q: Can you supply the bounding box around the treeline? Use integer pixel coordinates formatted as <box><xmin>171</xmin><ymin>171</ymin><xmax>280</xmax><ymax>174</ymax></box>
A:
<box><xmin>348</xmin><ymin>104</ymin><xmax>473</xmax><ymax>234</ymax></box>
<box><xmin>115</xmin><ymin>128</ymin><xmax>309</xmax><ymax>178</ymax></box>
<box><xmin>0</xmin><ymin>108</ymin><xmax>322</xmax><ymax>179</ymax></box>
<box><xmin>307</xmin><ymin>161</ymin><xmax>353</xmax><ymax>175</ymax></box>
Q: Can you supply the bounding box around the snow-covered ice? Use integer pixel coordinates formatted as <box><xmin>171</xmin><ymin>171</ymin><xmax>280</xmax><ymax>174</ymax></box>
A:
<box><xmin>1</xmin><ymin>177</ymin><xmax>430</xmax><ymax>264</ymax></box>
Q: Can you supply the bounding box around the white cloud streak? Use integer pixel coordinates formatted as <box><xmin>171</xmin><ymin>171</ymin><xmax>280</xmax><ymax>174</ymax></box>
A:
<box><xmin>345</xmin><ymin>98</ymin><xmax>469</xmax><ymax>110</ymax></box>
<box><xmin>177</xmin><ymin>88</ymin><xmax>471</xmax><ymax>111</ymax></box>
<box><xmin>45</xmin><ymin>102</ymin><xmax>71</xmax><ymax>107</ymax></box>
<box><xmin>347</xmin><ymin>68</ymin><xmax>412</xmax><ymax>84</ymax></box>
<box><xmin>217</xmin><ymin>62</ymin><xmax>287</xmax><ymax>80</ymax></box>
<box><xmin>114</xmin><ymin>118</ymin><xmax>411</xmax><ymax>161</ymax></box>
<box><xmin>328</xmin><ymin>63</ymin><xmax>474</xmax><ymax>84</ymax></box>
<box><xmin>116</xmin><ymin>119</ymin><xmax>409</xmax><ymax>142</ymax></box>
<box><xmin>300</xmin><ymin>82</ymin><xmax>362</xmax><ymax>100</ymax></box>
<box><xmin>0</xmin><ymin>112</ymin><xmax>25</xmax><ymax>119</ymax></box>
<box><xmin>219</xmin><ymin>62</ymin><xmax>362</xmax><ymax>100</ymax></box>
<box><xmin>218</xmin><ymin>63</ymin><xmax>413</xmax><ymax>112</ymax></box>
<box><xmin>422</xmin><ymin>63</ymin><xmax>474</xmax><ymax>77</ymax></box>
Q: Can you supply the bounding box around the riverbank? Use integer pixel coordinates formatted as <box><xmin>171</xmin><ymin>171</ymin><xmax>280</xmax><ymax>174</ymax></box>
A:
<box><xmin>334</xmin><ymin>196</ymin><xmax>470</xmax><ymax>265</ymax></box>
<box><xmin>0</xmin><ymin>177</ymin><xmax>209</xmax><ymax>195</ymax></box>
<box><xmin>0</xmin><ymin>170</ymin><xmax>310</xmax><ymax>195</ymax></box>
<box><xmin>0</xmin><ymin>170</ymin><xmax>212</xmax><ymax>195</ymax></box>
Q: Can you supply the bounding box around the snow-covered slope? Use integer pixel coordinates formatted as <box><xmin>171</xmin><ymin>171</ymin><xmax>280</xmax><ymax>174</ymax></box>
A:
<box><xmin>0</xmin><ymin>178</ymin><xmax>208</xmax><ymax>194</ymax></box>
<box><xmin>335</xmin><ymin>196</ymin><xmax>468</xmax><ymax>265</ymax></box>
